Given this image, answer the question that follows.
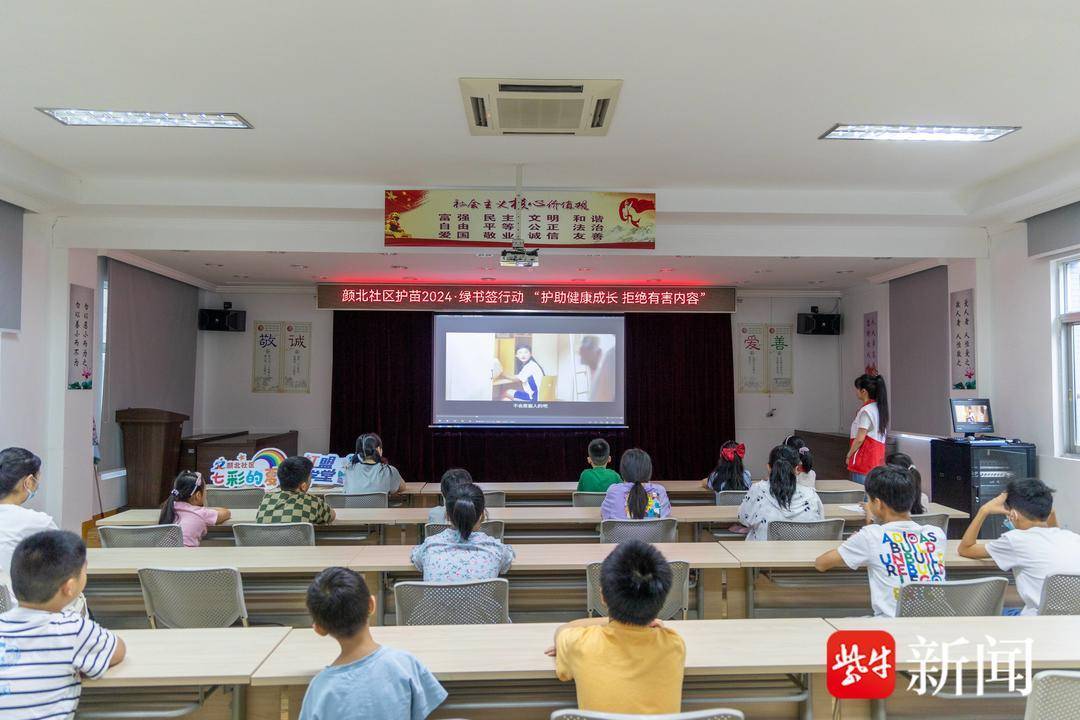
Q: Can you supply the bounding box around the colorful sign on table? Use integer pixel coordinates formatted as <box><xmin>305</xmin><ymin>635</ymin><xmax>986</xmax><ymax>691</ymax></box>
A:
<box><xmin>208</xmin><ymin>448</ymin><xmax>287</xmax><ymax>490</ymax></box>
<box><xmin>737</xmin><ymin>323</ymin><xmax>766</xmax><ymax>393</ymax></box>
<box><xmin>304</xmin><ymin>452</ymin><xmax>348</xmax><ymax>486</ymax></box>
<box><xmin>950</xmin><ymin>288</ymin><xmax>976</xmax><ymax>389</ymax></box>
<box><xmin>318</xmin><ymin>284</ymin><xmax>735</xmax><ymax>313</ymax></box>
<box><xmin>384</xmin><ymin>189</ymin><xmax>655</xmax><ymax>248</ymax></box>
<box><xmin>766</xmin><ymin>324</ymin><xmax>794</xmax><ymax>394</ymax></box>
<box><xmin>863</xmin><ymin>311</ymin><xmax>879</xmax><ymax>376</ymax></box>
<box><xmin>252</xmin><ymin>320</ymin><xmax>312</xmax><ymax>393</ymax></box>
<box><xmin>67</xmin><ymin>284</ymin><xmax>93</xmax><ymax>390</ymax></box>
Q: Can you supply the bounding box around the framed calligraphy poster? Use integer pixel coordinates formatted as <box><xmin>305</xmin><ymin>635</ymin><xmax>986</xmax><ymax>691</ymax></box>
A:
<box><xmin>766</xmin><ymin>324</ymin><xmax>794</xmax><ymax>394</ymax></box>
<box><xmin>737</xmin><ymin>323</ymin><xmax>766</xmax><ymax>393</ymax></box>
<box><xmin>950</xmin><ymin>289</ymin><xmax>976</xmax><ymax>389</ymax></box>
<box><xmin>67</xmin><ymin>284</ymin><xmax>93</xmax><ymax>390</ymax></box>
<box><xmin>282</xmin><ymin>322</ymin><xmax>312</xmax><ymax>394</ymax></box>
<box><xmin>252</xmin><ymin>321</ymin><xmax>283</xmax><ymax>393</ymax></box>
<box><xmin>864</xmin><ymin>311</ymin><xmax>879</xmax><ymax>376</ymax></box>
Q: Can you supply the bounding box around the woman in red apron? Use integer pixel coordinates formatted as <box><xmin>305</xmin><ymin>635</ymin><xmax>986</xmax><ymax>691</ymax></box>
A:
<box><xmin>846</xmin><ymin>373</ymin><xmax>889</xmax><ymax>485</ymax></box>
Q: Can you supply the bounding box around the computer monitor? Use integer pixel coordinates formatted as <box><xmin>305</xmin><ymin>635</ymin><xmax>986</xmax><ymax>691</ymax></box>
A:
<box><xmin>950</xmin><ymin>398</ymin><xmax>994</xmax><ymax>437</ymax></box>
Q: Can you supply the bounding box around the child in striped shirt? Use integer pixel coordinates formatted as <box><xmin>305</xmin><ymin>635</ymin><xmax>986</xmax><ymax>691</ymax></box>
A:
<box><xmin>0</xmin><ymin>530</ymin><xmax>125</xmax><ymax>719</ymax></box>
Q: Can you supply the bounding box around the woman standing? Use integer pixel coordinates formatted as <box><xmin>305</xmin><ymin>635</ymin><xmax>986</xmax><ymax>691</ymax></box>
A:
<box><xmin>846</xmin><ymin>373</ymin><xmax>889</xmax><ymax>485</ymax></box>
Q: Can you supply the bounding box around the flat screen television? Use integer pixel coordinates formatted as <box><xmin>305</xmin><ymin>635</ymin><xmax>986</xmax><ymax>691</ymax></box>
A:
<box><xmin>950</xmin><ymin>398</ymin><xmax>994</xmax><ymax>437</ymax></box>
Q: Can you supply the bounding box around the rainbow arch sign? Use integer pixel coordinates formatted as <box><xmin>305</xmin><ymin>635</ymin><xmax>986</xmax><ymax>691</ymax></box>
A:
<box><xmin>208</xmin><ymin>448</ymin><xmax>286</xmax><ymax>490</ymax></box>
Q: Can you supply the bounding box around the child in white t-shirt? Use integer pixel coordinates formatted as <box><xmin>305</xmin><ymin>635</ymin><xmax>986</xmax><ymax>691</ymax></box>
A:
<box><xmin>958</xmin><ymin>478</ymin><xmax>1080</xmax><ymax>615</ymax></box>
<box><xmin>815</xmin><ymin>465</ymin><xmax>946</xmax><ymax>616</ymax></box>
<box><xmin>0</xmin><ymin>448</ymin><xmax>57</xmax><ymax>601</ymax></box>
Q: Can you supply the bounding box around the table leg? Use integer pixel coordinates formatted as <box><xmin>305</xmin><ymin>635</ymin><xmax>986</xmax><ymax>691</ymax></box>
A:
<box><xmin>230</xmin><ymin>685</ymin><xmax>246</xmax><ymax>720</ymax></box>
<box><xmin>695</xmin><ymin>569</ymin><xmax>704</xmax><ymax>619</ymax></box>
<box><xmin>279</xmin><ymin>686</ymin><xmax>289</xmax><ymax>720</ymax></box>
<box><xmin>745</xmin><ymin>567</ymin><xmax>756</xmax><ymax>619</ymax></box>
<box><xmin>377</xmin><ymin>571</ymin><xmax>386</xmax><ymax>625</ymax></box>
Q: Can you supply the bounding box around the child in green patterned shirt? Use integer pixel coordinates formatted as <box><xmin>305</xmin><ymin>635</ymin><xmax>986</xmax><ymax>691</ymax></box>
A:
<box><xmin>577</xmin><ymin>438</ymin><xmax>621</xmax><ymax>493</ymax></box>
<box><xmin>256</xmin><ymin>456</ymin><xmax>337</xmax><ymax>524</ymax></box>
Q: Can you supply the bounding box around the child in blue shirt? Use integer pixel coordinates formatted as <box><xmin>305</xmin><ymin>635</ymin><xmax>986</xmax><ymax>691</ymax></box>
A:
<box><xmin>300</xmin><ymin>567</ymin><xmax>446</xmax><ymax>720</ymax></box>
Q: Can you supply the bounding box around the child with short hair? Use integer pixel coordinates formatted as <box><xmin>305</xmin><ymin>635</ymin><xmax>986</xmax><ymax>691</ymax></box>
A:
<box><xmin>0</xmin><ymin>530</ymin><xmax>126</xmax><ymax>719</ymax></box>
<box><xmin>0</xmin><ymin>448</ymin><xmax>58</xmax><ymax>597</ymax></box>
<box><xmin>958</xmin><ymin>478</ymin><xmax>1080</xmax><ymax>615</ymax></box>
<box><xmin>546</xmin><ymin>540</ymin><xmax>686</xmax><ymax>714</ymax></box>
<box><xmin>601</xmin><ymin>448</ymin><xmax>671</xmax><ymax>520</ymax></box>
<box><xmin>578</xmin><ymin>438</ymin><xmax>621</xmax><ymax>493</ymax></box>
<box><xmin>158</xmin><ymin>471</ymin><xmax>231</xmax><ymax>547</ymax></box>
<box><xmin>700</xmin><ymin>441</ymin><xmax>752</xmax><ymax>493</ymax></box>
<box><xmin>300</xmin><ymin>567</ymin><xmax>446</xmax><ymax>720</ymax></box>
<box><xmin>256</xmin><ymin>456</ymin><xmax>336</xmax><ymax>524</ymax></box>
<box><xmin>737</xmin><ymin>445</ymin><xmax>824</xmax><ymax>540</ymax></box>
<box><xmin>427</xmin><ymin>467</ymin><xmax>473</xmax><ymax>524</ymax></box>
<box><xmin>815</xmin><ymin>465</ymin><xmax>946</xmax><ymax>616</ymax></box>
<box><xmin>411</xmin><ymin>485</ymin><xmax>515</xmax><ymax>582</ymax></box>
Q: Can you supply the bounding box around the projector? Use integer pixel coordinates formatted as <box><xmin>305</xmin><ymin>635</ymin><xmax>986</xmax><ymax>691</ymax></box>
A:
<box><xmin>500</xmin><ymin>247</ymin><xmax>540</xmax><ymax>268</ymax></box>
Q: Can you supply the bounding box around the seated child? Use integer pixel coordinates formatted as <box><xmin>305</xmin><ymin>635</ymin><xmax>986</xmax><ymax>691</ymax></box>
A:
<box><xmin>958</xmin><ymin>478</ymin><xmax>1080</xmax><ymax>615</ymax></box>
<box><xmin>601</xmin><ymin>448</ymin><xmax>671</xmax><ymax>520</ymax></box>
<box><xmin>256</xmin><ymin>456</ymin><xmax>336</xmax><ymax>524</ymax></box>
<box><xmin>0</xmin><ymin>530</ymin><xmax>126</xmax><ymax>720</ymax></box>
<box><xmin>815</xmin><ymin>465</ymin><xmax>946</xmax><ymax>616</ymax></box>
<box><xmin>342</xmin><ymin>433</ymin><xmax>406</xmax><ymax>495</ymax></box>
<box><xmin>886</xmin><ymin>452</ymin><xmax>930</xmax><ymax>513</ymax></box>
<box><xmin>578</xmin><ymin>438</ymin><xmax>621</xmax><ymax>493</ymax></box>
<box><xmin>0</xmin><ymin>448</ymin><xmax>58</xmax><ymax>600</ymax></box>
<box><xmin>547</xmin><ymin>540</ymin><xmax>686</xmax><ymax>714</ymax></box>
<box><xmin>427</xmin><ymin>467</ymin><xmax>473</xmax><ymax>524</ymax></box>
<box><xmin>300</xmin><ymin>567</ymin><xmax>446</xmax><ymax>720</ymax></box>
<box><xmin>411</xmin><ymin>485</ymin><xmax>514</xmax><ymax>582</ymax></box>
<box><xmin>785</xmin><ymin>435</ymin><xmax>817</xmax><ymax>488</ymax></box>
<box><xmin>700</xmin><ymin>441</ymin><xmax>752</xmax><ymax>493</ymax></box>
<box><xmin>158</xmin><ymin>470</ymin><xmax>231</xmax><ymax>547</ymax></box>
<box><xmin>737</xmin><ymin>445</ymin><xmax>824</xmax><ymax>540</ymax></box>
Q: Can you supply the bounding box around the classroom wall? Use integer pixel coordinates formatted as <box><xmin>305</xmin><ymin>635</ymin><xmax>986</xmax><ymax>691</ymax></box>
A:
<box><xmin>838</xmin><ymin>281</ymin><xmax>890</xmax><ymax>433</ymax></box>
<box><xmin>193</xmin><ymin>289</ymin><xmax>334</xmax><ymax>453</ymax></box>
<box><xmin>732</xmin><ymin>295</ymin><xmax>841</xmax><ymax>475</ymax></box>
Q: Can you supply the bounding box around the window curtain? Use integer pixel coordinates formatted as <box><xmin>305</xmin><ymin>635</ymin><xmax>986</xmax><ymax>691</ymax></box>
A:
<box><xmin>889</xmin><ymin>266</ymin><xmax>950</xmax><ymax>435</ymax></box>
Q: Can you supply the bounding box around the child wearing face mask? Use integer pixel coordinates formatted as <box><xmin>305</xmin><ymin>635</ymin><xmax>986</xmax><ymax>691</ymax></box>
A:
<box><xmin>0</xmin><ymin>448</ymin><xmax>58</xmax><ymax>604</ymax></box>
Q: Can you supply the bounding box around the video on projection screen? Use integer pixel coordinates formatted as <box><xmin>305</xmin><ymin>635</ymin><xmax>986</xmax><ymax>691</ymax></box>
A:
<box><xmin>432</xmin><ymin>314</ymin><xmax>626</xmax><ymax>426</ymax></box>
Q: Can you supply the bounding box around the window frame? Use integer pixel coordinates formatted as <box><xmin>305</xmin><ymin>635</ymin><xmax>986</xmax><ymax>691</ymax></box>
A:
<box><xmin>1058</xmin><ymin>258</ymin><xmax>1080</xmax><ymax>455</ymax></box>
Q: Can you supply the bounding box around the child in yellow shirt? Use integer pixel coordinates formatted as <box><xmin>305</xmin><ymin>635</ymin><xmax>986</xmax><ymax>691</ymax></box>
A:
<box><xmin>545</xmin><ymin>540</ymin><xmax>686</xmax><ymax>714</ymax></box>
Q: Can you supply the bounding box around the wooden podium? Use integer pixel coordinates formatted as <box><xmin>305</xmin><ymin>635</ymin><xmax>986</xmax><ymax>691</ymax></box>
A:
<box><xmin>116</xmin><ymin>408</ymin><xmax>190</xmax><ymax>507</ymax></box>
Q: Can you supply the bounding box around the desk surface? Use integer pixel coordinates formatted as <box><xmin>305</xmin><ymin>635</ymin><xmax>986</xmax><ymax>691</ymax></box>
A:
<box><xmin>86</xmin><ymin>542</ymin><xmax>739</xmax><ymax>575</ymax></box>
<box><xmin>828</xmin><ymin>616</ymin><xmax>1080</xmax><ymax>670</ymax></box>
<box><xmin>84</xmin><ymin>627</ymin><xmax>290</xmax><ymax>688</ymax></box>
<box><xmin>720</xmin><ymin>540</ymin><xmax>998</xmax><ymax>570</ymax></box>
<box><xmin>401</xmin><ymin>479</ymin><xmax>864</xmax><ymax>496</ymax></box>
<box><xmin>251</xmin><ymin>618</ymin><xmax>835</xmax><ymax>686</ymax></box>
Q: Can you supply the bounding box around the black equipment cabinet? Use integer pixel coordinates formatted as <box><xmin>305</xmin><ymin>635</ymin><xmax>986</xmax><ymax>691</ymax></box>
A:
<box><xmin>931</xmin><ymin>438</ymin><xmax>1037</xmax><ymax>539</ymax></box>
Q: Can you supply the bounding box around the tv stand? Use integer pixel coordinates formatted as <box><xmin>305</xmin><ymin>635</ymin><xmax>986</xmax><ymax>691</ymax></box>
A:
<box><xmin>931</xmin><ymin>438</ymin><xmax>1036</xmax><ymax>539</ymax></box>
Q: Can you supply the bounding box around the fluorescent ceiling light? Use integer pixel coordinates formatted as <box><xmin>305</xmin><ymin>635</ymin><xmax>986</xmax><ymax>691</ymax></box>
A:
<box><xmin>820</xmin><ymin>124</ymin><xmax>1018</xmax><ymax>142</ymax></box>
<box><xmin>37</xmin><ymin>108</ymin><xmax>251</xmax><ymax>128</ymax></box>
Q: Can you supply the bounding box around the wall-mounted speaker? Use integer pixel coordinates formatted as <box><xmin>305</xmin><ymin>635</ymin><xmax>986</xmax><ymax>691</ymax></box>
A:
<box><xmin>198</xmin><ymin>309</ymin><xmax>246</xmax><ymax>332</ymax></box>
<box><xmin>797</xmin><ymin>313</ymin><xmax>842</xmax><ymax>335</ymax></box>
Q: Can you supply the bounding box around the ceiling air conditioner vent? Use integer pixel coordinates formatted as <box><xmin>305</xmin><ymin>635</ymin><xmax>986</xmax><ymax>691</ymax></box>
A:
<box><xmin>460</xmin><ymin>78</ymin><xmax>622</xmax><ymax>136</ymax></box>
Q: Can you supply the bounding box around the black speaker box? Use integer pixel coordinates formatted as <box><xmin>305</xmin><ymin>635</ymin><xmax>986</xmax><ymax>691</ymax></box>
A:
<box><xmin>198</xmin><ymin>309</ymin><xmax>246</xmax><ymax>332</ymax></box>
<box><xmin>797</xmin><ymin>313</ymin><xmax>842</xmax><ymax>335</ymax></box>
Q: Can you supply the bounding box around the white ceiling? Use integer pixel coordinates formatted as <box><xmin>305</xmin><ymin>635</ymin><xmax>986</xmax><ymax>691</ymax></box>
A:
<box><xmin>127</xmin><ymin>250</ymin><xmax>915</xmax><ymax>291</ymax></box>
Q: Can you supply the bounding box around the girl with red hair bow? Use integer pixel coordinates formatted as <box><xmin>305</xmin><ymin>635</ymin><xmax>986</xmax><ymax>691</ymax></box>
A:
<box><xmin>700</xmin><ymin>441</ymin><xmax>751</xmax><ymax>493</ymax></box>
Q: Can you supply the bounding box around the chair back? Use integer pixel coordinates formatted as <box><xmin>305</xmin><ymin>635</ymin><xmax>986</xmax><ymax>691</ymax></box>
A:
<box><xmin>423</xmin><ymin>521</ymin><xmax>505</xmax><ymax>541</ymax></box>
<box><xmin>600</xmin><ymin>518</ymin><xmax>678</xmax><ymax>544</ymax></box>
<box><xmin>98</xmin><ymin>524</ymin><xmax>184</xmax><ymax>548</ymax></box>
<box><xmin>551</xmin><ymin>708</ymin><xmax>745</xmax><ymax>720</ymax></box>
<box><xmin>586</xmin><ymin>560</ymin><xmax>690</xmax><ymax>621</ymax></box>
<box><xmin>394</xmin><ymin>579</ymin><xmax>510</xmax><ymax>625</ymax></box>
<box><xmin>817</xmin><ymin>490</ymin><xmax>866</xmax><ymax>504</ymax></box>
<box><xmin>325</xmin><ymin>492</ymin><xmax>388</xmax><ymax>509</ymax></box>
<box><xmin>714</xmin><ymin>490</ymin><xmax>747</xmax><ymax>506</ymax></box>
<box><xmin>137</xmin><ymin>567</ymin><xmax>248</xmax><ymax>629</ymax></box>
<box><xmin>483</xmin><ymin>491</ymin><xmax>506</xmax><ymax>508</ymax></box>
<box><xmin>1038</xmin><ymin>574</ymin><xmax>1080</xmax><ymax>615</ymax></box>
<box><xmin>910</xmin><ymin>513</ymin><xmax>949</xmax><ymax>535</ymax></box>
<box><xmin>767</xmin><ymin>518</ymin><xmax>845</xmax><ymax>541</ymax></box>
<box><xmin>572</xmin><ymin>492</ymin><xmax>607</xmax><ymax>507</ymax></box>
<box><xmin>1024</xmin><ymin>670</ymin><xmax>1080</xmax><ymax>720</ymax></box>
<box><xmin>206</xmin><ymin>487</ymin><xmax>265</xmax><ymax>509</ymax></box>
<box><xmin>0</xmin><ymin>583</ymin><xmax>11</xmax><ymax>614</ymax></box>
<box><xmin>232</xmin><ymin>522</ymin><xmax>315</xmax><ymax>546</ymax></box>
<box><xmin>897</xmin><ymin>577</ymin><xmax>1007</xmax><ymax>617</ymax></box>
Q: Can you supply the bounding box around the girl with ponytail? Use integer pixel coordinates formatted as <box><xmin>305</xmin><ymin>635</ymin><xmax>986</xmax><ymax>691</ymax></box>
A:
<box><xmin>410</xmin><ymin>484</ymin><xmax>515</xmax><ymax>582</ymax></box>
<box><xmin>601</xmin><ymin>448</ymin><xmax>672</xmax><ymax>520</ymax></box>
<box><xmin>158</xmin><ymin>471</ymin><xmax>231</xmax><ymax>547</ymax></box>
<box><xmin>736</xmin><ymin>444</ymin><xmax>824</xmax><ymax>541</ymax></box>
<box><xmin>343</xmin><ymin>432</ymin><xmax>406</xmax><ymax>495</ymax></box>
<box><xmin>847</xmin><ymin>373</ymin><xmax>890</xmax><ymax>485</ymax></box>
<box><xmin>784</xmin><ymin>435</ymin><xmax>817</xmax><ymax>488</ymax></box>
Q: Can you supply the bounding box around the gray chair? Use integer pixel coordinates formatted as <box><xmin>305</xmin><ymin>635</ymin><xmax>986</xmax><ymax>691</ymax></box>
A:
<box><xmin>551</xmin><ymin>708</ymin><xmax>745</xmax><ymax>720</ymax></box>
<box><xmin>1024</xmin><ymin>670</ymin><xmax>1080</xmax><ymax>719</ymax></box>
<box><xmin>423</xmin><ymin>520</ymin><xmax>506</xmax><ymax>541</ymax></box>
<box><xmin>98</xmin><ymin>524</ymin><xmax>184</xmax><ymax>548</ymax></box>
<box><xmin>232</xmin><ymin>522</ymin><xmax>315</xmax><ymax>546</ymax></box>
<box><xmin>586</xmin><ymin>560</ymin><xmax>690</xmax><ymax>621</ymax></box>
<box><xmin>600</xmin><ymin>518</ymin><xmax>678</xmax><ymax>544</ymax></box>
<box><xmin>1038</xmin><ymin>574</ymin><xmax>1080</xmax><ymax>615</ymax></box>
<box><xmin>483</xmin><ymin>490</ymin><xmax>506</xmax><ymax>508</ymax></box>
<box><xmin>137</xmin><ymin>567</ymin><xmax>248</xmax><ymax>629</ymax></box>
<box><xmin>206</xmin><ymin>487</ymin><xmax>266</xmax><ymax>509</ymax></box>
<box><xmin>572</xmin><ymin>491</ymin><xmax>607</xmax><ymax>507</ymax></box>
<box><xmin>714</xmin><ymin>490</ymin><xmax>747</xmax><ymax>506</ymax></box>
<box><xmin>394</xmin><ymin>578</ymin><xmax>510</xmax><ymax>625</ymax></box>
<box><xmin>817</xmin><ymin>490</ymin><xmax>866</xmax><ymax>504</ymax></box>
<box><xmin>911</xmin><ymin>512</ymin><xmax>949</xmax><ymax>534</ymax></box>
<box><xmin>0</xmin><ymin>584</ymin><xmax>11</xmax><ymax>614</ymax></box>
<box><xmin>325</xmin><ymin>492</ymin><xmax>388</xmax><ymax>508</ymax></box>
<box><xmin>767</xmin><ymin>518</ymin><xmax>845</xmax><ymax>541</ymax></box>
<box><xmin>897</xmin><ymin>577</ymin><xmax>1008</xmax><ymax>617</ymax></box>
